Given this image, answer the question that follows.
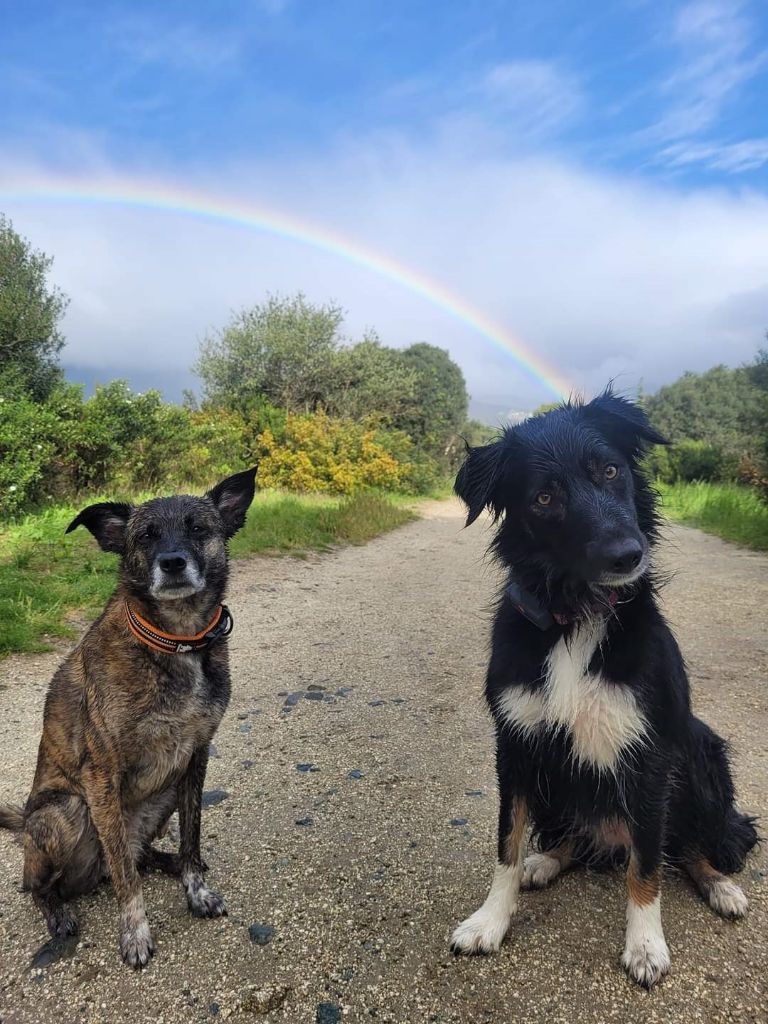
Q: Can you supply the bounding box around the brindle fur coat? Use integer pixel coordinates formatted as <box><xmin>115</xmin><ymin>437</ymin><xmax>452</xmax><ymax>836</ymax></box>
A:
<box><xmin>0</xmin><ymin>467</ymin><xmax>256</xmax><ymax>967</ymax></box>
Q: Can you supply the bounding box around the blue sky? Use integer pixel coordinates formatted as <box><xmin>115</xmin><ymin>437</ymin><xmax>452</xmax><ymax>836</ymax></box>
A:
<box><xmin>2</xmin><ymin>0</ymin><xmax>768</xmax><ymax>414</ymax></box>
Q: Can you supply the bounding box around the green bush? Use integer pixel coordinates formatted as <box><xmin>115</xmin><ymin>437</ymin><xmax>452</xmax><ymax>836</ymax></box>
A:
<box><xmin>645</xmin><ymin>439</ymin><xmax>730</xmax><ymax>484</ymax></box>
<box><xmin>0</xmin><ymin>383</ymin><xmax>58</xmax><ymax>516</ymax></box>
<box><xmin>672</xmin><ymin>439</ymin><xmax>726</xmax><ymax>482</ymax></box>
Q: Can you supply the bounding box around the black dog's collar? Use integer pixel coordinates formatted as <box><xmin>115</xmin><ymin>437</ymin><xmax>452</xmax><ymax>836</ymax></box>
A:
<box><xmin>505</xmin><ymin>580</ymin><xmax>557</xmax><ymax>631</ymax></box>
<box><xmin>505</xmin><ymin>580</ymin><xmax>618</xmax><ymax>631</ymax></box>
<box><xmin>126</xmin><ymin>602</ymin><xmax>234</xmax><ymax>654</ymax></box>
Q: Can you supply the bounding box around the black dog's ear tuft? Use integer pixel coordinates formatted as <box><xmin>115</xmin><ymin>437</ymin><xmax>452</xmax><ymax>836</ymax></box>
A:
<box><xmin>206</xmin><ymin>466</ymin><xmax>258</xmax><ymax>539</ymax></box>
<box><xmin>581</xmin><ymin>388</ymin><xmax>668</xmax><ymax>456</ymax></box>
<box><xmin>454</xmin><ymin>439</ymin><xmax>507</xmax><ymax>526</ymax></box>
<box><xmin>66</xmin><ymin>502</ymin><xmax>133</xmax><ymax>554</ymax></box>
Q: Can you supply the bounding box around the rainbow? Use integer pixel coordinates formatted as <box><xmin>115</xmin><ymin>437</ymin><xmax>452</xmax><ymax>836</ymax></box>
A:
<box><xmin>0</xmin><ymin>177</ymin><xmax>572</xmax><ymax>398</ymax></box>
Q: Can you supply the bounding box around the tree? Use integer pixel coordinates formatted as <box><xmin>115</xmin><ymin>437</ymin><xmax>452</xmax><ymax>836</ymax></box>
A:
<box><xmin>195</xmin><ymin>293</ymin><xmax>344</xmax><ymax>413</ymax></box>
<box><xmin>643</xmin><ymin>364</ymin><xmax>764</xmax><ymax>457</ymax></box>
<box><xmin>0</xmin><ymin>216</ymin><xmax>68</xmax><ymax>398</ymax></box>
<box><xmin>745</xmin><ymin>346</ymin><xmax>768</xmax><ymax>394</ymax></box>
<box><xmin>394</xmin><ymin>342</ymin><xmax>469</xmax><ymax>459</ymax></box>
<box><xmin>744</xmin><ymin>346</ymin><xmax>768</xmax><ymax>494</ymax></box>
<box><xmin>329</xmin><ymin>333</ymin><xmax>419</xmax><ymax>421</ymax></box>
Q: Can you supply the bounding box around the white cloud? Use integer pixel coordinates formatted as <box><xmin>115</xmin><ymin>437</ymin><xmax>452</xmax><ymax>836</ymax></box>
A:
<box><xmin>109</xmin><ymin>16</ymin><xmax>241</xmax><ymax>72</ymax></box>
<box><xmin>1</xmin><ymin>136</ymin><xmax>767</xmax><ymax>414</ymax></box>
<box><xmin>377</xmin><ymin>59</ymin><xmax>583</xmax><ymax>152</ymax></box>
<box><xmin>476</xmin><ymin>60</ymin><xmax>583</xmax><ymax>137</ymax></box>
<box><xmin>662</xmin><ymin>137</ymin><xmax>768</xmax><ymax>171</ymax></box>
<box><xmin>650</xmin><ymin>1</ymin><xmax>767</xmax><ymax>158</ymax></box>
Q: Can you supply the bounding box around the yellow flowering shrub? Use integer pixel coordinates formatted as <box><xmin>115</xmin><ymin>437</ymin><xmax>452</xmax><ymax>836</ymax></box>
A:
<box><xmin>256</xmin><ymin>411</ymin><xmax>411</xmax><ymax>494</ymax></box>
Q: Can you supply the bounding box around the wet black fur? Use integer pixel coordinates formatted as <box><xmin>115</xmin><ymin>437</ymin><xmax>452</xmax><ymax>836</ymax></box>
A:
<box><xmin>456</xmin><ymin>390</ymin><xmax>758</xmax><ymax>879</ymax></box>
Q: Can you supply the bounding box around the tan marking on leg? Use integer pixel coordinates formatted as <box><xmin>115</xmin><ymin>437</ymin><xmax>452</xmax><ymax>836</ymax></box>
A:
<box><xmin>686</xmin><ymin>857</ymin><xmax>721</xmax><ymax>886</ymax></box>
<box><xmin>627</xmin><ymin>853</ymin><xmax>660</xmax><ymax>907</ymax></box>
<box><xmin>502</xmin><ymin>796</ymin><xmax>528</xmax><ymax>866</ymax></box>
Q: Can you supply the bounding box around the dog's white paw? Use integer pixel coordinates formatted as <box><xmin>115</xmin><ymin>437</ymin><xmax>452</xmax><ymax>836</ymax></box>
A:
<box><xmin>521</xmin><ymin>853</ymin><xmax>561</xmax><ymax>890</ymax></box>
<box><xmin>450</xmin><ymin>863</ymin><xmax>521</xmax><ymax>955</ymax></box>
<box><xmin>707</xmin><ymin>878</ymin><xmax>748</xmax><ymax>919</ymax></box>
<box><xmin>621</xmin><ymin>935</ymin><xmax>670</xmax><ymax>988</ymax></box>
<box><xmin>451</xmin><ymin>905</ymin><xmax>512</xmax><ymax>955</ymax></box>
<box><xmin>622</xmin><ymin>897</ymin><xmax>670</xmax><ymax>988</ymax></box>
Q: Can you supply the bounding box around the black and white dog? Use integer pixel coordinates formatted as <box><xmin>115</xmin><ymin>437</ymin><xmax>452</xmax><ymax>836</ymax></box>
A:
<box><xmin>450</xmin><ymin>390</ymin><xmax>758</xmax><ymax>987</ymax></box>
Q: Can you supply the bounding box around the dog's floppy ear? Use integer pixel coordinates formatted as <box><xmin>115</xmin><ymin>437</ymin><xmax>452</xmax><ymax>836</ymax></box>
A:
<box><xmin>66</xmin><ymin>502</ymin><xmax>133</xmax><ymax>554</ymax></box>
<box><xmin>206</xmin><ymin>465</ymin><xmax>258</xmax><ymax>539</ymax></box>
<box><xmin>454</xmin><ymin>439</ymin><xmax>507</xmax><ymax>526</ymax></box>
<box><xmin>581</xmin><ymin>389</ymin><xmax>668</xmax><ymax>456</ymax></box>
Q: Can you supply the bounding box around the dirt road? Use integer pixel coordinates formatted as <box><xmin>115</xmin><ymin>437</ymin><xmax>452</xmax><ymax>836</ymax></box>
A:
<box><xmin>1</xmin><ymin>500</ymin><xmax>766</xmax><ymax>1024</ymax></box>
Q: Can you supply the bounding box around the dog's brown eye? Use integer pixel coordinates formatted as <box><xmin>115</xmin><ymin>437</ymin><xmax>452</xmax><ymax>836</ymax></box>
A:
<box><xmin>536</xmin><ymin>492</ymin><xmax>552</xmax><ymax>506</ymax></box>
<box><xmin>605</xmin><ymin>464</ymin><xmax>619</xmax><ymax>480</ymax></box>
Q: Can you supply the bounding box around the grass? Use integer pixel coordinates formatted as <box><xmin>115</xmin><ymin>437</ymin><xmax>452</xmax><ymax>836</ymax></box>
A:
<box><xmin>0</xmin><ymin>490</ymin><xmax>415</xmax><ymax>657</ymax></box>
<box><xmin>657</xmin><ymin>480</ymin><xmax>768</xmax><ymax>551</ymax></box>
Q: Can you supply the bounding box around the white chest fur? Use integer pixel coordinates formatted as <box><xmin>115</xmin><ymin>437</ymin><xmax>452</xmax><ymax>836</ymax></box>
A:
<box><xmin>496</xmin><ymin>618</ymin><xmax>647</xmax><ymax>774</ymax></box>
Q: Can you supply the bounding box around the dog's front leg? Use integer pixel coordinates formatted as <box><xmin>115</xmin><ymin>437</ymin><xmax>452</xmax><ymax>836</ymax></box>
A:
<box><xmin>82</xmin><ymin>765</ymin><xmax>153</xmax><ymax>968</ymax></box>
<box><xmin>622</xmin><ymin>802</ymin><xmax>670</xmax><ymax>988</ymax></box>
<box><xmin>178</xmin><ymin>745</ymin><xmax>227</xmax><ymax>918</ymax></box>
<box><xmin>451</xmin><ymin>743</ymin><xmax>528</xmax><ymax>955</ymax></box>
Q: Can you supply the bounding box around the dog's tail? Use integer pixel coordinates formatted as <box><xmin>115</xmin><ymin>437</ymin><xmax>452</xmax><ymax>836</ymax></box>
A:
<box><xmin>0</xmin><ymin>803</ymin><xmax>25</xmax><ymax>831</ymax></box>
<box><xmin>684</xmin><ymin>716</ymin><xmax>765</xmax><ymax>876</ymax></box>
<box><xmin>711</xmin><ymin>809</ymin><xmax>760</xmax><ymax>875</ymax></box>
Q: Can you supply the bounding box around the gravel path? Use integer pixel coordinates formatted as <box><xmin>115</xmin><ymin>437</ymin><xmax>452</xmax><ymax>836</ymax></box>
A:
<box><xmin>1</xmin><ymin>500</ymin><xmax>766</xmax><ymax>1024</ymax></box>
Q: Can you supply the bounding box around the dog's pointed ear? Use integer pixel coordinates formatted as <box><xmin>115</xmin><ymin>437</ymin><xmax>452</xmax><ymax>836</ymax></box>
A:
<box><xmin>581</xmin><ymin>389</ymin><xmax>668</xmax><ymax>456</ymax></box>
<box><xmin>454</xmin><ymin>439</ymin><xmax>506</xmax><ymax>526</ymax></box>
<box><xmin>206</xmin><ymin>466</ymin><xmax>258</xmax><ymax>538</ymax></box>
<box><xmin>66</xmin><ymin>502</ymin><xmax>133</xmax><ymax>553</ymax></box>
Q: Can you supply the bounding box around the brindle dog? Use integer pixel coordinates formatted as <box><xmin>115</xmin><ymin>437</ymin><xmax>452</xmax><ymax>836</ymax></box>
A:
<box><xmin>0</xmin><ymin>467</ymin><xmax>256</xmax><ymax>968</ymax></box>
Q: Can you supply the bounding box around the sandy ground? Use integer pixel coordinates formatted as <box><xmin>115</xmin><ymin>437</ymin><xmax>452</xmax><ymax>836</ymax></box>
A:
<box><xmin>0</xmin><ymin>499</ymin><xmax>766</xmax><ymax>1024</ymax></box>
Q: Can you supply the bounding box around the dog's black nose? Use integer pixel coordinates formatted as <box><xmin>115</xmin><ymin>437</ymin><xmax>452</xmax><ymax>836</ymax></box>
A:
<box><xmin>603</xmin><ymin>538</ymin><xmax>643</xmax><ymax>575</ymax></box>
<box><xmin>158</xmin><ymin>552</ymin><xmax>188</xmax><ymax>574</ymax></box>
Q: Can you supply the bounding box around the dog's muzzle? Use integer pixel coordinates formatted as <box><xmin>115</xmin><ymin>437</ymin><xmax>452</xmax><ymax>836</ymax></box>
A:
<box><xmin>151</xmin><ymin>552</ymin><xmax>205</xmax><ymax>600</ymax></box>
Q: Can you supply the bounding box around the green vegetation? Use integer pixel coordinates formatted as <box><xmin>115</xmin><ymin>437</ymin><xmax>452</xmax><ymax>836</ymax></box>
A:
<box><xmin>0</xmin><ymin>491</ymin><xmax>414</xmax><ymax>656</ymax></box>
<box><xmin>643</xmin><ymin>351</ymin><xmax>768</xmax><ymax>497</ymax></box>
<box><xmin>658</xmin><ymin>481</ymin><xmax>768</xmax><ymax>551</ymax></box>
<box><xmin>642</xmin><ymin>349</ymin><xmax>768</xmax><ymax>550</ymax></box>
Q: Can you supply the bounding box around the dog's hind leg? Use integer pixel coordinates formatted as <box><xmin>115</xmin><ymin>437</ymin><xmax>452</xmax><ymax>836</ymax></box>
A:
<box><xmin>522</xmin><ymin>840</ymin><xmax>574</xmax><ymax>890</ymax></box>
<box><xmin>178</xmin><ymin>746</ymin><xmax>226</xmax><ymax>918</ymax></box>
<box><xmin>25</xmin><ymin>844</ymin><xmax>79</xmax><ymax>939</ymax></box>
<box><xmin>22</xmin><ymin>795</ymin><xmax>92</xmax><ymax>939</ymax></box>
<box><xmin>451</xmin><ymin>738</ymin><xmax>528</xmax><ymax>955</ymax></box>
<box><xmin>685</xmin><ymin>858</ymin><xmax>748</xmax><ymax>919</ymax></box>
